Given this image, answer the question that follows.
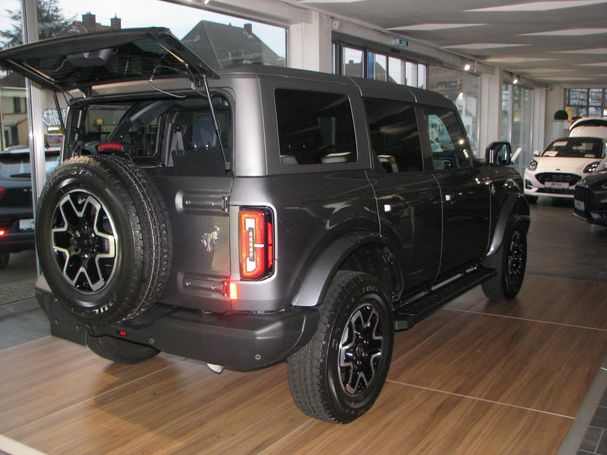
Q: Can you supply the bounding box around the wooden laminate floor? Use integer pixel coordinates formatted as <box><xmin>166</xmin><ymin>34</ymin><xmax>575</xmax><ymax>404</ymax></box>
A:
<box><xmin>0</xmin><ymin>202</ymin><xmax>606</xmax><ymax>454</ymax></box>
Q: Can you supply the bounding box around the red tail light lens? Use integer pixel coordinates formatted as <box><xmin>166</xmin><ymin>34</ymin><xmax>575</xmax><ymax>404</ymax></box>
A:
<box><xmin>239</xmin><ymin>208</ymin><xmax>274</xmax><ymax>280</ymax></box>
<box><xmin>0</xmin><ymin>188</ymin><xmax>5</xmax><ymax>200</ymax></box>
<box><xmin>97</xmin><ymin>142</ymin><xmax>124</xmax><ymax>152</ymax></box>
<box><xmin>0</xmin><ymin>229</ymin><xmax>6</xmax><ymax>237</ymax></box>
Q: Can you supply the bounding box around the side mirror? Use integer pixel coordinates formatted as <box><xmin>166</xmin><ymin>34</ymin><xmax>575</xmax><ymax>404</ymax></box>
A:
<box><xmin>533</xmin><ymin>150</ymin><xmax>541</xmax><ymax>157</ymax></box>
<box><xmin>485</xmin><ymin>141</ymin><xmax>512</xmax><ymax>166</ymax></box>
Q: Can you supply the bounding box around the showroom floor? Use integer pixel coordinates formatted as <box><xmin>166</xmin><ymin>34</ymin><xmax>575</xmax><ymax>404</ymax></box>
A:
<box><xmin>0</xmin><ymin>200</ymin><xmax>606</xmax><ymax>454</ymax></box>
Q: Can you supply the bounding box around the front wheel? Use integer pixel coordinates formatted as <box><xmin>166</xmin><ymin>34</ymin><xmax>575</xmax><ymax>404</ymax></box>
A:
<box><xmin>482</xmin><ymin>218</ymin><xmax>527</xmax><ymax>300</ymax></box>
<box><xmin>287</xmin><ymin>271</ymin><xmax>394</xmax><ymax>423</ymax></box>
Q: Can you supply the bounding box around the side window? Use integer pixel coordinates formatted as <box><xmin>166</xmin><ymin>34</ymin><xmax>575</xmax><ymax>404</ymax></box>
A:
<box><xmin>424</xmin><ymin>107</ymin><xmax>472</xmax><ymax>170</ymax></box>
<box><xmin>364</xmin><ymin>99</ymin><xmax>423</xmax><ymax>173</ymax></box>
<box><xmin>275</xmin><ymin>89</ymin><xmax>357</xmax><ymax>165</ymax></box>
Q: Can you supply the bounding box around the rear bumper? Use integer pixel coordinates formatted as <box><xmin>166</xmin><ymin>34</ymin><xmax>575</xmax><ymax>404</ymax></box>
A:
<box><xmin>0</xmin><ymin>230</ymin><xmax>34</xmax><ymax>253</ymax></box>
<box><xmin>37</xmin><ymin>290</ymin><xmax>319</xmax><ymax>371</ymax></box>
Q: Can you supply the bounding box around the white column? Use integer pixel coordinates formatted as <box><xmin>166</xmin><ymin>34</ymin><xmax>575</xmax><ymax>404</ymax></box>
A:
<box><xmin>288</xmin><ymin>11</ymin><xmax>332</xmax><ymax>73</ymax></box>
<box><xmin>544</xmin><ymin>85</ymin><xmax>567</xmax><ymax>143</ymax></box>
<box><xmin>478</xmin><ymin>68</ymin><xmax>503</xmax><ymax>156</ymax></box>
<box><xmin>22</xmin><ymin>0</ymin><xmax>46</xmax><ymax>200</ymax></box>
<box><xmin>532</xmin><ymin>87</ymin><xmax>546</xmax><ymax>155</ymax></box>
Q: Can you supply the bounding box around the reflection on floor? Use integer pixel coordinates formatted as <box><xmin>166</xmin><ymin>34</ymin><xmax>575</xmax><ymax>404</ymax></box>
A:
<box><xmin>0</xmin><ymin>250</ymin><xmax>37</xmax><ymax>305</ymax></box>
<box><xmin>0</xmin><ymin>199</ymin><xmax>605</xmax><ymax>454</ymax></box>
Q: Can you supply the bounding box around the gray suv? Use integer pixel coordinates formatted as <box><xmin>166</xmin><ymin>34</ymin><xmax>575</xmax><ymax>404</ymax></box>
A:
<box><xmin>0</xmin><ymin>28</ymin><xmax>529</xmax><ymax>423</ymax></box>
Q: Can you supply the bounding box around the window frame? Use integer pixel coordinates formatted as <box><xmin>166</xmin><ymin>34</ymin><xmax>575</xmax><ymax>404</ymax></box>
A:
<box><xmin>332</xmin><ymin>40</ymin><xmax>429</xmax><ymax>88</ymax></box>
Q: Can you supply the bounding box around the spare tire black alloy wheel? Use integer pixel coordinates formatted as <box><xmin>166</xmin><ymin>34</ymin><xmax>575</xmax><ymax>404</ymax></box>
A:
<box><xmin>52</xmin><ymin>189</ymin><xmax>118</xmax><ymax>293</ymax></box>
<box><xmin>36</xmin><ymin>155</ymin><xmax>172</xmax><ymax>326</ymax></box>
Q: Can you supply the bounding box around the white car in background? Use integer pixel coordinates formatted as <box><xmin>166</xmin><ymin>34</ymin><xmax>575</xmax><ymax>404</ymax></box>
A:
<box><xmin>569</xmin><ymin>117</ymin><xmax>607</xmax><ymax>139</ymax></box>
<box><xmin>524</xmin><ymin>136</ymin><xmax>606</xmax><ymax>202</ymax></box>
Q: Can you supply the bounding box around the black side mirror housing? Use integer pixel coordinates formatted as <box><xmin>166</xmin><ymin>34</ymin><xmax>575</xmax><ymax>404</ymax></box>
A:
<box><xmin>485</xmin><ymin>141</ymin><xmax>512</xmax><ymax>166</ymax></box>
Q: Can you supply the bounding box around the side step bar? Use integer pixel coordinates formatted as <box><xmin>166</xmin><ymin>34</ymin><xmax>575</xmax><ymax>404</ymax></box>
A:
<box><xmin>393</xmin><ymin>267</ymin><xmax>495</xmax><ymax>331</ymax></box>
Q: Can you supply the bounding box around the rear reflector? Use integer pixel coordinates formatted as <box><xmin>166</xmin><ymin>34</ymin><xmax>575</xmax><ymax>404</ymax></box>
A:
<box><xmin>229</xmin><ymin>282</ymin><xmax>238</xmax><ymax>300</ymax></box>
<box><xmin>239</xmin><ymin>208</ymin><xmax>274</xmax><ymax>280</ymax></box>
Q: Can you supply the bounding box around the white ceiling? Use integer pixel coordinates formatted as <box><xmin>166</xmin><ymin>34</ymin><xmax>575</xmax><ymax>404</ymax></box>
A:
<box><xmin>294</xmin><ymin>0</ymin><xmax>607</xmax><ymax>86</ymax></box>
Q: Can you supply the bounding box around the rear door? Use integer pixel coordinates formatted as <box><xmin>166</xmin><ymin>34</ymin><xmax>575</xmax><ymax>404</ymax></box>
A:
<box><xmin>364</xmin><ymin>98</ymin><xmax>442</xmax><ymax>292</ymax></box>
<box><xmin>420</xmin><ymin>106</ymin><xmax>491</xmax><ymax>275</ymax></box>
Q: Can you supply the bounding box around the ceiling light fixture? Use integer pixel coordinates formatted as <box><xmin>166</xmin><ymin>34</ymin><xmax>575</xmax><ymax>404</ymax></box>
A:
<box><xmin>464</xmin><ymin>63</ymin><xmax>472</xmax><ymax>71</ymax></box>
<box><xmin>512</xmin><ymin>74</ymin><xmax>520</xmax><ymax>85</ymax></box>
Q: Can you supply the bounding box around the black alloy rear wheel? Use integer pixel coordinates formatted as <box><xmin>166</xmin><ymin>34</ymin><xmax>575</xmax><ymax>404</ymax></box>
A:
<box><xmin>287</xmin><ymin>271</ymin><xmax>394</xmax><ymax>423</ymax></box>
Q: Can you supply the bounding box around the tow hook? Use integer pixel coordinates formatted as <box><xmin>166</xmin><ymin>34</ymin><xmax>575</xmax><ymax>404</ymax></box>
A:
<box><xmin>207</xmin><ymin>363</ymin><xmax>224</xmax><ymax>374</ymax></box>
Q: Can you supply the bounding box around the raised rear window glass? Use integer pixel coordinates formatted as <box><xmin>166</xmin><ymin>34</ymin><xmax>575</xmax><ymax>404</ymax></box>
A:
<box><xmin>275</xmin><ymin>89</ymin><xmax>356</xmax><ymax>166</ymax></box>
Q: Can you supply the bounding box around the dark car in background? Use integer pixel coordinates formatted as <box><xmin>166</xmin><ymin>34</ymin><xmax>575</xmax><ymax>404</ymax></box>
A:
<box><xmin>0</xmin><ymin>146</ymin><xmax>59</xmax><ymax>268</ymax></box>
<box><xmin>574</xmin><ymin>158</ymin><xmax>607</xmax><ymax>226</ymax></box>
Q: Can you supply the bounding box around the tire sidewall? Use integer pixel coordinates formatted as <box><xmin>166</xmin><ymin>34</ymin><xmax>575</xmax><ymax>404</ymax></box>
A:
<box><xmin>324</xmin><ymin>278</ymin><xmax>393</xmax><ymax>421</ymax></box>
<box><xmin>37</xmin><ymin>161</ymin><xmax>139</xmax><ymax>322</ymax></box>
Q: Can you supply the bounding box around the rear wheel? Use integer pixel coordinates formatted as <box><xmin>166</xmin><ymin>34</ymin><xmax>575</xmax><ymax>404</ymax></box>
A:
<box><xmin>287</xmin><ymin>271</ymin><xmax>393</xmax><ymax>423</ymax></box>
<box><xmin>482</xmin><ymin>218</ymin><xmax>527</xmax><ymax>300</ymax></box>
<box><xmin>87</xmin><ymin>334</ymin><xmax>159</xmax><ymax>364</ymax></box>
<box><xmin>0</xmin><ymin>252</ymin><xmax>8</xmax><ymax>269</ymax></box>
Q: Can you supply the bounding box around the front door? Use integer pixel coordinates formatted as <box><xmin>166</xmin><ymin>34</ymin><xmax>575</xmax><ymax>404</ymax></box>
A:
<box><xmin>422</xmin><ymin>106</ymin><xmax>491</xmax><ymax>275</ymax></box>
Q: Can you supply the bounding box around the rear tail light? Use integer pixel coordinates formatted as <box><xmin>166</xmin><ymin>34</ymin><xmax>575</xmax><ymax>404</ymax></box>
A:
<box><xmin>97</xmin><ymin>142</ymin><xmax>124</xmax><ymax>153</ymax></box>
<box><xmin>0</xmin><ymin>188</ymin><xmax>5</xmax><ymax>200</ymax></box>
<box><xmin>239</xmin><ymin>208</ymin><xmax>274</xmax><ymax>280</ymax></box>
<box><xmin>0</xmin><ymin>229</ymin><xmax>6</xmax><ymax>237</ymax></box>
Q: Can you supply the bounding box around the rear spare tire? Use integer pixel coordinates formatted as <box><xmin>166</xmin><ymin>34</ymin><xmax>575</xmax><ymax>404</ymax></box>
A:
<box><xmin>36</xmin><ymin>154</ymin><xmax>172</xmax><ymax>326</ymax></box>
<box><xmin>87</xmin><ymin>334</ymin><xmax>159</xmax><ymax>364</ymax></box>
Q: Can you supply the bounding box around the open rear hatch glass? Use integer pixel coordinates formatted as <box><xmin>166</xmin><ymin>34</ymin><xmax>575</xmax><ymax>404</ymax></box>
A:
<box><xmin>0</xmin><ymin>27</ymin><xmax>217</xmax><ymax>92</ymax></box>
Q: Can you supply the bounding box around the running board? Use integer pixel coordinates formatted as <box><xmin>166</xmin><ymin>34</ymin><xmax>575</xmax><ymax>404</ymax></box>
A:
<box><xmin>393</xmin><ymin>267</ymin><xmax>495</xmax><ymax>331</ymax></box>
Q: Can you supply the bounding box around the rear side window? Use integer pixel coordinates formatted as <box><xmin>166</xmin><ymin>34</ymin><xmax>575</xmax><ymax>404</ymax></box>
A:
<box><xmin>275</xmin><ymin>89</ymin><xmax>356</xmax><ymax>165</ymax></box>
<box><xmin>364</xmin><ymin>99</ymin><xmax>423</xmax><ymax>172</ymax></box>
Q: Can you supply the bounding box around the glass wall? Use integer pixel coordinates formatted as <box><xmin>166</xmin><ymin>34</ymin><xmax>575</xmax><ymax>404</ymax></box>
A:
<box><xmin>502</xmin><ymin>83</ymin><xmax>534</xmax><ymax>174</ymax></box>
<box><xmin>333</xmin><ymin>41</ymin><xmax>428</xmax><ymax>88</ymax></box>
<box><xmin>429</xmin><ymin>66</ymin><xmax>480</xmax><ymax>155</ymax></box>
<box><xmin>0</xmin><ymin>0</ymin><xmax>28</xmax><ymax>152</ymax></box>
<box><xmin>565</xmin><ymin>88</ymin><xmax>607</xmax><ymax>117</ymax></box>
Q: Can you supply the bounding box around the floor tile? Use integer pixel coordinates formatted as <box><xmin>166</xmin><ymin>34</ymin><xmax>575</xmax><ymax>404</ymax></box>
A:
<box><xmin>0</xmin><ymin>337</ymin><xmax>175</xmax><ymax>433</ymax></box>
<box><xmin>389</xmin><ymin>311</ymin><xmax>607</xmax><ymax>417</ymax></box>
<box><xmin>461</xmin><ymin>276</ymin><xmax>607</xmax><ymax>330</ymax></box>
<box><xmin>265</xmin><ymin>381</ymin><xmax>572</xmax><ymax>455</ymax></box>
<box><xmin>580</xmin><ymin>427</ymin><xmax>603</xmax><ymax>453</ymax></box>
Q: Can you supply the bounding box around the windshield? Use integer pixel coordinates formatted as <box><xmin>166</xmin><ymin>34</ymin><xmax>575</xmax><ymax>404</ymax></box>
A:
<box><xmin>542</xmin><ymin>138</ymin><xmax>605</xmax><ymax>158</ymax></box>
<box><xmin>0</xmin><ymin>152</ymin><xmax>59</xmax><ymax>178</ymax></box>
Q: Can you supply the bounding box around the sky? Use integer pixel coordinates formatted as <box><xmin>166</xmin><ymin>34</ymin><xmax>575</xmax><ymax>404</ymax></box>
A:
<box><xmin>0</xmin><ymin>0</ymin><xmax>286</xmax><ymax>56</ymax></box>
